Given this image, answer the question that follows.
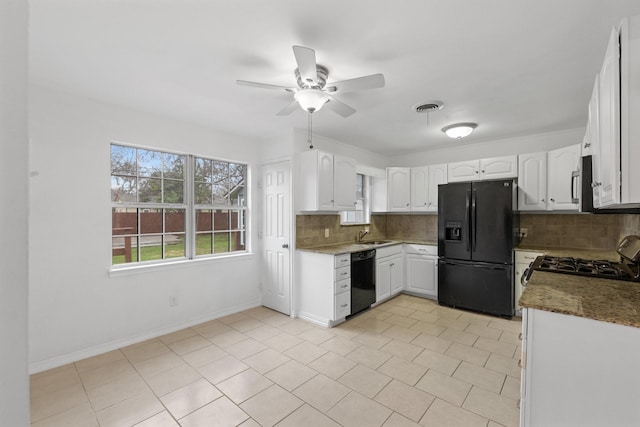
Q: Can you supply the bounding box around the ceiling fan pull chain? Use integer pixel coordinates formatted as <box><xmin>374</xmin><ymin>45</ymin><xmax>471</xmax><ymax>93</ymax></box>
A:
<box><xmin>308</xmin><ymin>112</ymin><xmax>313</xmax><ymax>149</ymax></box>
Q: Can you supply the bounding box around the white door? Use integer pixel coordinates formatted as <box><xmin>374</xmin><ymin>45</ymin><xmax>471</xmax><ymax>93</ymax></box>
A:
<box><xmin>410</xmin><ymin>166</ymin><xmax>429</xmax><ymax>211</ymax></box>
<box><xmin>386</xmin><ymin>167</ymin><xmax>411</xmax><ymax>211</ymax></box>
<box><xmin>518</xmin><ymin>152</ymin><xmax>548</xmax><ymax>211</ymax></box>
<box><xmin>427</xmin><ymin>163</ymin><xmax>447</xmax><ymax>211</ymax></box>
<box><xmin>480</xmin><ymin>155</ymin><xmax>518</xmax><ymax>180</ymax></box>
<box><xmin>547</xmin><ymin>144</ymin><xmax>581</xmax><ymax>210</ymax></box>
<box><xmin>262</xmin><ymin>161</ymin><xmax>291</xmax><ymax>315</ymax></box>
<box><xmin>597</xmin><ymin>27</ymin><xmax>621</xmax><ymax>206</ymax></box>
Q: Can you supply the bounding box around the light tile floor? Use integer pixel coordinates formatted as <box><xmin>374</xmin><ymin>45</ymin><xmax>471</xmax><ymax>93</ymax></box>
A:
<box><xmin>30</xmin><ymin>295</ymin><xmax>522</xmax><ymax>427</ymax></box>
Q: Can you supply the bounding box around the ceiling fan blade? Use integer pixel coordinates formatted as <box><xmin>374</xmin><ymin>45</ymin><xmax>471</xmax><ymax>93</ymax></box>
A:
<box><xmin>292</xmin><ymin>45</ymin><xmax>318</xmax><ymax>85</ymax></box>
<box><xmin>325</xmin><ymin>95</ymin><xmax>356</xmax><ymax>118</ymax></box>
<box><xmin>276</xmin><ymin>100</ymin><xmax>300</xmax><ymax>116</ymax></box>
<box><xmin>236</xmin><ymin>80</ymin><xmax>295</xmax><ymax>92</ymax></box>
<box><xmin>325</xmin><ymin>73</ymin><xmax>385</xmax><ymax>93</ymax></box>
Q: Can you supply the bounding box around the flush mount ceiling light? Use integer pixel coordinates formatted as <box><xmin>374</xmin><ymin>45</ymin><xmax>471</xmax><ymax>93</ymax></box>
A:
<box><xmin>293</xmin><ymin>88</ymin><xmax>330</xmax><ymax>113</ymax></box>
<box><xmin>442</xmin><ymin>122</ymin><xmax>477</xmax><ymax>139</ymax></box>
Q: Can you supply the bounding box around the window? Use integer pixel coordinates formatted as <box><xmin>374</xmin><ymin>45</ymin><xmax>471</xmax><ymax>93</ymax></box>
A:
<box><xmin>340</xmin><ymin>174</ymin><xmax>371</xmax><ymax>225</ymax></box>
<box><xmin>110</xmin><ymin>144</ymin><xmax>247</xmax><ymax>266</ymax></box>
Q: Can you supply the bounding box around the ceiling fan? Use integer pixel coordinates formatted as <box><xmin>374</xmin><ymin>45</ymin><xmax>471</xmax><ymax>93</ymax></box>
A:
<box><xmin>237</xmin><ymin>45</ymin><xmax>385</xmax><ymax>118</ymax></box>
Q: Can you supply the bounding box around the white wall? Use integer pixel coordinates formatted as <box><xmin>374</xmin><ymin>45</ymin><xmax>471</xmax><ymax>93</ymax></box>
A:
<box><xmin>389</xmin><ymin>128</ymin><xmax>584</xmax><ymax>166</ymax></box>
<box><xmin>29</xmin><ymin>85</ymin><xmax>264</xmax><ymax>372</ymax></box>
<box><xmin>0</xmin><ymin>0</ymin><xmax>29</xmax><ymax>424</ymax></box>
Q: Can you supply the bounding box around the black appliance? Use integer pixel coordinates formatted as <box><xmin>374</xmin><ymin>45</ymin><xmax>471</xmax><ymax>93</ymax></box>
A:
<box><xmin>523</xmin><ymin>235</ymin><xmax>640</xmax><ymax>284</ymax></box>
<box><xmin>523</xmin><ymin>255</ymin><xmax>640</xmax><ymax>283</ymax></box>
<box><xmin>350</xmin><ymin>249</ymin><xmax>376</xmax><ymax>316</ymax></box>
<box><xmin>574</xmin><ymin>155</ymin><xmax>596</xmax><ymax>213</ymax></box>
<box><xmin>438</xmin><ymin>180</ymin><xmax>519</xmax><ymax>317</ymax></box>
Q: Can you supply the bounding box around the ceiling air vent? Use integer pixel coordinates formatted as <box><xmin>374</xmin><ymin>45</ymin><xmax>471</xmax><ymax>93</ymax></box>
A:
<box><xmin>415</xmin><ymin>101</ymin><xmax>444</xmax><ymax>113</ymax></box>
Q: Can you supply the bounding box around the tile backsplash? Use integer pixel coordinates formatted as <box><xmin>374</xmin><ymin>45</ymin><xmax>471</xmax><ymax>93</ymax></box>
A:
<box><xmin>296</xmin><ymin>212</ymin><xmax>640</xmax><ymax>251</ymax></box>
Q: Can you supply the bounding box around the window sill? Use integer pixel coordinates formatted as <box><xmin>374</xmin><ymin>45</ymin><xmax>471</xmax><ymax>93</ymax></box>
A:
<box><xmin>108</xmin><ymin>252</ymin><xmax>254</xmax><ymax>278</ymax></box>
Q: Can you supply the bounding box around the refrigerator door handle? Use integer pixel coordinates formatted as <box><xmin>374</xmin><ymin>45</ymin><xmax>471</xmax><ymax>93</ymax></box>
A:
<box><xmin>471</xmin><ymin>189</ymin><xmax>477</xmax><ymax>253</ymax></box>
<box><xmin>465</xmin><ymin>190</ymin><xmax>471</xmax><ymax>252</ymax></box>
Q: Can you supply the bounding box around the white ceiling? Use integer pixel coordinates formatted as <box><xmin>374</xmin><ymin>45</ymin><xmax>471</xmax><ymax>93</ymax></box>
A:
<box><xmin>29</xmin><ymin>0</ymin><xmax>640</xmax><ymax>157</ymax></box>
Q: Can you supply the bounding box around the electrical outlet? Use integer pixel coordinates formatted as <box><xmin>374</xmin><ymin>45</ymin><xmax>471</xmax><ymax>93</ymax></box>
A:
<box><xmin>521</xmin><ymin>228</ymin><xmax>528</xmax><ymax>238</ymax></box>
<box><xmin>325</xmin><ymin>228</ymin><xmax>330</xmax><ymax>238</ymax></box>
<box><xmin>169</xmin><ymin>296</ymin><xmax>178</xmax><ymax>307</ymax></box>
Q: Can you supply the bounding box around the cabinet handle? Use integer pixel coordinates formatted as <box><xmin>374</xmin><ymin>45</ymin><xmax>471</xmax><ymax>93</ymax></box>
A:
<box><xmin>354</xmin><ymin>201</ymin><xmax>357</xmax><ymax>205</ymax></box>
<box><xmin>340</xmin><ymin>272</ymin><xmax>348</xmax><ymax>276</ymax></box>
<box><xmin>331</xmin><ymin>199</ymin><xmax>334</xmax><ymax>202</ymax></box>
<box><xmin>518</xmin><ymin>332</ymin><xmax>522</xmax><ymax>340</ymax></box>
<box><xmin>282</xmin><ymin>243</ymin><xmax>289</xmax><ymax>249</ymax></box>
<box><xmin>481</xmin><ymin>170</ymin><xmax>485</xmax><ymax>173</ymax></box>
<box><xmin>550</xmin><ymin>198</ymin><xmax>555</xmax><ymax>202</ymax></box>
<box><xmin>541</xmin><ymin>198</ymin><xmax>545</xmax><ymax>202</ymax></box>
<box><xmin>584</xmin><ymin>142</ymin><xmax>591</xmax><ymax>148</ymax></box>
<box><xmin>406</xmin><ymin>203</ymin><xmax>409</xmax><ymax>206</ymax></box>
<box><xmin>390</xmin><ymin>263</ymin><xmax>394</xmax><ymax>267</ymax></box>
<box><xmin>341</xmin><ymin>284</ymin><xmax>348</xmax><ymax>288</ymax></box>
<box><xmin>475</xmin><ymin>171</ymin><xmax>479</xmax><ymax>174</ymax></box>
<box><xmin>518</xmin><ymin>359</ymin><xmax>522</xmax><ymax>368</ymax></box>
<box><xmin>423</xmin><ymin>202</ymin><xmax>427</xmax><ymax>206</ymax></box>
<box><xmin>340</xmin><ymin>304</ymin><xmax>348</xmax><ymax>308</ymax></box>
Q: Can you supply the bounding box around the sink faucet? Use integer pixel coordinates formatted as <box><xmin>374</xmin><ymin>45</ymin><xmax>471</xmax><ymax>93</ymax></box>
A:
<box><xmin>357</xmin><ymin>229</ymin><xmax>369</xmax><ymax>242</ymax></box>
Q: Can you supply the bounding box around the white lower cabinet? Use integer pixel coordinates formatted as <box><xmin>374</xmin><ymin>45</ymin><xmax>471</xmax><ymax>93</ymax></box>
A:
<box><xmin>297</xmin><ymin>251</ymin><xmax>351</xmax><ymax>326</ymax></box>
<box><xmin>404</xmin><ymin>244</ymin><xmax>438</xmax><ymax>299</ymax></box>
<box><xmin>375</xmin><ymin>245</ymin><xmax>403</xmax><ymax>303</ymax></box>
<box><xmin>521</xmin><ymin>308</ymin><xmax>640</xmax><ymax>426</ymax></box>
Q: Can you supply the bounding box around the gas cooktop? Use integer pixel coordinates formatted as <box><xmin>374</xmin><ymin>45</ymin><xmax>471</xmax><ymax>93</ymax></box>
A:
<box><xmin>527</xmin><ymin>255</ymin><xmax>640</xmax><ymax>282</ymax></box>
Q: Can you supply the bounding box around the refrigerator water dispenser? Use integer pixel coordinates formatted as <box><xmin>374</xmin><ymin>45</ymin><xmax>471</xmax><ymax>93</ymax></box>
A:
<box><xmin>445</xmin><ymin>221</ymin><xmax>462</xmax><ymax>241</ymax></box>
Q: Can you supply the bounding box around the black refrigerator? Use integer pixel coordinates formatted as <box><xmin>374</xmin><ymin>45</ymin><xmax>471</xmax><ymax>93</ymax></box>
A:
<box><xmin>437</xmin><ymin>179</ymin><xmax>519</xmax><ymax>317</ymax></box>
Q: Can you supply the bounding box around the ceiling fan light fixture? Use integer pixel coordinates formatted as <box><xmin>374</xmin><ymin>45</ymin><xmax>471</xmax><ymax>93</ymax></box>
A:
<box><xmin>442</xmin><ymin>122</ymin><xmax>477</xmax><ymax>139</ymax></box>
<box><xmin>294</xmin><ymin>88</ymin><xmax>329</xmax><ymax>113</ymax></box>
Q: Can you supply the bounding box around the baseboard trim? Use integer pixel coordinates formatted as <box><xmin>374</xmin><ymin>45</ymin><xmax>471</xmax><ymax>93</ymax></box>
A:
<box><xmin>29</xmin><ymin>299</ymin><xmax>262</xmax><ymax>374</ymax></box>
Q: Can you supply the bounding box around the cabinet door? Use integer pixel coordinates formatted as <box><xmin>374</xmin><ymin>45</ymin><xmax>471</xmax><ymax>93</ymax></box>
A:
<box><xmin>333</xmin><ymin>155</ymin><xmax>357</xmax><ymax>210</ymax></box>
<box><xmin>387</xmin><ymin>167</ymin><xmax>411</xmax><ymax>211</ymax></box>
<box><xmin>596</xmin><ymin>27</ymin><xmax>621</xmax><ymax>207</ymax></box>
<box><xmin>518</xmin><ymin>152</ymin><xmax>548</xmax><ymax>211</ymax></box>
<box><xmin>375</xmin><ymin>257</ymin><xmax>391</xmax><ymax>302</ymax></box>
<box><xmin>389</xmin><ymin>254</ymin><xmax>404</xmax><ymax>296</ymax></box>
<box><xmin>588</xmin><ymin>77</ymin><xmax>602</xmax><ymax>207</ymax></box>
<box><xmin>406</xmin><ymin>254</ymin><xmax>437</xmax><ymax>297</ymax></box>
<box><xmin>410</xmin><ymin>166</ymin><xmax>430</xmax><ymax>211</ymax></box>
<box><xmin>318</xmin><ymin>151</ymin><xmax>335</xmax><ymax>210</ymax></box>
<box><xmin>480</xmin><ymin>155</ymin><xmax>518</xmax><ymax>180</ymax></box>
<box><xmin>427</xmin><ymin>164</ymin><xmax>447</xmax><ymax>211</ymax></box>
<box><xmin>448</xmin><ymin>160</ymin><xmax>479</xmax><ymax>182</ymax></box>
<box><xmin>547</xmin><ymin>144</ymin><xmax>580</xmax><ymax>210</ymax></box>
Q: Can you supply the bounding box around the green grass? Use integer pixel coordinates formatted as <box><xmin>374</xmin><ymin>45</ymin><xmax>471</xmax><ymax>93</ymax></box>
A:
<box><xmin>112</xmin><ymin>234</ymin><xmax>235</xmax><ymax>265</ymax></box>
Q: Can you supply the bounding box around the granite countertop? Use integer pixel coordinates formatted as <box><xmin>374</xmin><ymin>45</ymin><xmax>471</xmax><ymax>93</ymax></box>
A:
<box><xmin>520</xmin><ymin>271</ymin><xmax>640</xmax><ymax>328</ymax></box>
<box><xmin>298</xmin><ymin>239</ymin><xmax>437</xmax><ymax>255</ymax></box>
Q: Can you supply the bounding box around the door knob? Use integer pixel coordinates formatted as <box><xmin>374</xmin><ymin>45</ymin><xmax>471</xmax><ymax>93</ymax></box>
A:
<box><xmin>282</xmin><ymin>244</ymin><xmax>289</xmax><ymax>249</ymax></box>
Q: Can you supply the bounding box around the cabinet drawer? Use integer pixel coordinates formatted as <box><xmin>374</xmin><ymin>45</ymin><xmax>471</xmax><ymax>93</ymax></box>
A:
<box><xmin>404</xmin><ymin>244</ymin><xmax>438</xmax><ymax>256</ymax></box>
<box><xmin>335</xmin><ymin>266</ymin><xmax>351</xmax><ymax>281</ymax></box>
<box><xmin>335</xmin><ymin>254</ymin><xmax>351</xmax><ymax>268</ymax></box>
<box><xmin>335</xmin><ymin>278</ymin><xmax>350</xmax><ymax>294</ymax></box>
<box><xmin>515</xmin><ymin>251</ymin><xmax>544</xmax><ymax>264</ymax></box>
<box><xmin>334</xmin><ymin>291</ymin><xmax>351</xmax><ymax>320</ymax></box>
<box><xmin>376</xmin><ymin>244</ymin><xmax>403</xmax><ymax>258</ymax></box>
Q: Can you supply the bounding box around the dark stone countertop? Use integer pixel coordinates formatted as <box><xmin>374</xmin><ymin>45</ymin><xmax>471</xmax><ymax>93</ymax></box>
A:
<box><xmin>520</xmin><ymin>270</ymin><xmax>640</xmax><ymax>328</ymax></box>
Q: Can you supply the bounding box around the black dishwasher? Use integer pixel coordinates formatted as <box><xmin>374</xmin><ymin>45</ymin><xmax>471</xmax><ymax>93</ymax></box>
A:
<box><xmin>350</xmin><ymin>249</ymin><xmax>376</xmax><ymax>316</ymax></box>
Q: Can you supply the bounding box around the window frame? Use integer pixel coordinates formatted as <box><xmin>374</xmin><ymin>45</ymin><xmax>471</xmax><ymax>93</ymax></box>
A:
<box><xmin>110</xmin><ymin>142</ymin><xmax>249</xmax><ymax>270</ymax></box>
<box><xmin>340</xmin><ymin>173</ymin><xmax>371</xmax><ymax>225</ymax></box>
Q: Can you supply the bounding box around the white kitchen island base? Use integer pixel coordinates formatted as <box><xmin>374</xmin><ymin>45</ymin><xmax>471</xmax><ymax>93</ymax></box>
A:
<box><xmin>521</xmin><ymin>308</ymin><xmax>640</xmax><ymax>427</ymax></box>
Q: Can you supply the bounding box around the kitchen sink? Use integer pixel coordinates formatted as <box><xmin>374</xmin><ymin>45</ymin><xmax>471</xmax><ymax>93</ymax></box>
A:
<box><xmin>357</xmin><ymin>240</ymin><xmax>391</xmax><ymax>245</ymax></box>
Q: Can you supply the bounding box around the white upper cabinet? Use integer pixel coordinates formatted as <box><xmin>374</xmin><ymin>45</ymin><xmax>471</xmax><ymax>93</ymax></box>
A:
<box><xmin>448</xmin><ymin>155</ymin><xmax>517</xmax><ymax>182</ymax></box>
<box><xmin>590</xmin><ymin>16</ymin><xmax>640</xmax><ymax>208</ymax></box>
<box><xmin>594</xmin><ymin>27</ymin><xmax>621</xmax><ymax>207</ymax></box>
<box><xmin>518</xmin><ymin>152</ymin><xmax>548</xmax><ymax>211</ymax></box>
<box><xmin>518</xmin><ymin>145</ymin><xmax>581</xmax><ymax>211</ymax></box>
<box><xmin>387</xmin><ymin>165</ymin><xmax>447</xmax><ymax>212</ymax></box>
<box><xmin>410</xmin><ymin>166</ymin><xmax>429</xmax><ymax>211</ymax></box>
<box><xmin>333</xmin><ymin>155</ymin><xmax>358</xmax><ymax>210</ymax></box>
<box><xmin>547</xmin><ymin>144</ymin><xmax>581</xmax><ymax>210</ymax></box>
<box><xmin>480</xmin><ymin>156</ymin><xmax>518</xmax><ymax>180</ymax></box>
<box><xmin>448</xmin><ymin>160</ymin><xmax>480</xmax><ymax>182</ymax></box>
<box><xmin>427</xmin><ymin>163</ymin><xmax>447</xmax><ymax>211</ymax></box>
<box><xmin>387</xmin><ymin>167</ymin><xmax>411</xmax><ymax>211</ymax></box>
<box><xmin>298</xmin><ymin>149</ymin><xmax>356</xmax><ymax>211</ymax></box>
